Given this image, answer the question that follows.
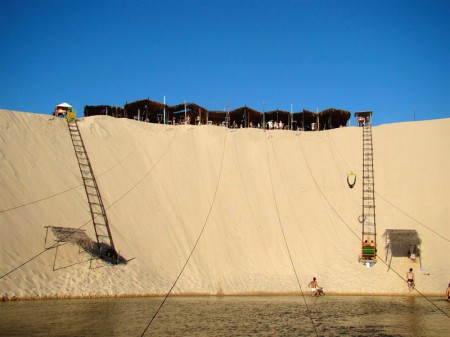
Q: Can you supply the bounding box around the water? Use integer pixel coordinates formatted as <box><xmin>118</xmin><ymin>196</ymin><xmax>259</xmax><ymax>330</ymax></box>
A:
<box><xmin>1</xmin><ymin>296</ymin><xmax>449</xmax><ymax>336</ymax></box>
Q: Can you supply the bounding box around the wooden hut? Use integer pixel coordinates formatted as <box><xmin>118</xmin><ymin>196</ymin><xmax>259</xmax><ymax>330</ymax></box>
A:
<box><xmin>124</xmin><ymin>99</ymin><xmax>167</xmax><ymax>123</ymax></box>
<box><xmin>264</xmin><ymin>109</ymin><xmax>291</xmax><ymax>129</ymax></box>
<box><xmin>206</xmin><ymin>110</ymin><xmax>229</xmax><ymax>126</ymax></box>
<box><xmin>229</xmin><ymin>106</ymin><xmax>262</xmax><ymax>128</ymax></box>
<box><xmin>292</xmin><ymin>109</ymin><xmax>317</xmax><ymax>131</ymax></box>
<box><xmin>319</xmin><ymin>108</ymin><xmax>351</xmax><ymax>130</ymax></box>
<box><xmin>355</xmin><ymin>111</ymin><xmax>373</xmax><ymax>127</ymax></box>
<box><xmin>169</xmin><ymin>102</ymin><xmax>207</xmax><ymax>125</ymax></box>
<box><xmin>84</xmin><ymin>105</ymin><xmax>125</xmax><ymax>118</ymax></box>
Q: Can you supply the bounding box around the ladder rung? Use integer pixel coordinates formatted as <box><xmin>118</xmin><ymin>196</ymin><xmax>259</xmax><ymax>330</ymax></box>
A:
<box><xmin>92</xmin><ymin>210</ymin><xmax>104</xmax><ymax>214</ymax></box>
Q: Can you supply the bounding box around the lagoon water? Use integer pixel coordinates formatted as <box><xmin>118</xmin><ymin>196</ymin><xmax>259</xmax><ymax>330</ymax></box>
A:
<box><xmin>1</xmin><ymin>296</ymin><xmax>449</xmax><ymax>336</ymax></box>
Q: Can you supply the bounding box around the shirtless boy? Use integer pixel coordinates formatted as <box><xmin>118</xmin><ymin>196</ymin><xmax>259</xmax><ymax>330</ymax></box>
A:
<box><xmin>308</xmin><ymin>277</ymin><xmax>319</xmax><ymax>297</ymax></box>
<box><xmin>406</xmin><ymin>268</ymin><xmax>415</xmax><ymax>292</ymax></box>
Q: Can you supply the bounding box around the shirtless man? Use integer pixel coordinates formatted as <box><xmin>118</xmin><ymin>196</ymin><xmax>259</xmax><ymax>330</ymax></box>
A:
<box><xmin>406</xmin><ymin>268</ymin><xmax>415</xmax><ymax>292</ymax></box>
<box><xmin>308</xmin><ymin>277</ymin><xmax>319</xmax><ymax>297</ymax></box>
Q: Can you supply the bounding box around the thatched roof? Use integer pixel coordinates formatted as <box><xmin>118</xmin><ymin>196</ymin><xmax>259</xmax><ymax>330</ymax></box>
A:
<box><xmin>84</xmin><ymin>99</ymin><xmax>352</xmax><ymax>129</ymax></box>
<box><xmin>124</xmin><ymin>99</ymin><xmax>167</xmax><ymax>122</ymax></box>
<box><xmin>207</xmin><ymin>110</ymin><xmax>228</xmax><ymax>125</ymax></box>
<box><xmin>230</xmin><ymin>106</ymin><xmax>262</xmax><ymax>127</ymax></box>
<box><xmin>292</xmin><ymin>109</ymin><xmax>317</xmax><ymax>130</ymax></box>
<box><xmin>84</xmin><ymin>105</ymin><xmax>125</xmax><ymax>118</ymax></box>
<box><xmin>384</xmin><ymin>229</ymin><xmax>421</xmax><ymax>245</ymax></box>
<box><xmin>319</xmin><ymin>108</ymin><xmax>351</xmax><ymax>130</ymax></box>
<box><xmin>169</xmin><ymin>102</ymin><xmax>207</xmax><ymax>115</ymax></box>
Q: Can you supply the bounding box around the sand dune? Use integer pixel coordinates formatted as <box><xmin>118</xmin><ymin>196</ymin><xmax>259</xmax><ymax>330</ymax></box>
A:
<box><xmin>0</xmin><ymin>109</ymin><xmax>449</xmax><ymax>299</ymax></box>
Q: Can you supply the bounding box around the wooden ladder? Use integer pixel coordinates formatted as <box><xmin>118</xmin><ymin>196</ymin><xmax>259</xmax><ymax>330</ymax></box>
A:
<box><xmin>360</xmin><ymin>119</ymin><xmax>377</xmax><ymax>265</ymax></box>
<box><xmin>67</xmin><ymin>120</ymin><xmax>118</xmax><ymax>263</ymax></box>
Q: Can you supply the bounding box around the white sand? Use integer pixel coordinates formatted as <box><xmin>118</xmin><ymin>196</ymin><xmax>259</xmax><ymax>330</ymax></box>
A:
<box><xmin>0</xmin><ymin>109</ymin><xmax>449</xmax><ymax>300</ymax></box>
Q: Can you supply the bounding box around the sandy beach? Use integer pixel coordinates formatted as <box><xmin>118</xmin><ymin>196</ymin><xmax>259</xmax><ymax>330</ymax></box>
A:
<box><xmin>0</xmin><ymin>109</ymin><xmax>449</xmax><ymax>300</ymax></box>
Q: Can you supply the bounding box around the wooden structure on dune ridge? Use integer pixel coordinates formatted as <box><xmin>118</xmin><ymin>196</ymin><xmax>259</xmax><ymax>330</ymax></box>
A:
<box><xmin>84</xmin><ymin>98</ymin><xmax>351</xmax><ymax>130</ymax></box>
<box><xmin>230</xmin><ymin>106</ymin><xmax>262</xmax><ymax>128</ymax></box>
<box><xmin>319</xmin><ymin>108</ymin><xmax>351</xmax><ymax>130</ymax></box>
<box><xmin>264</xmin><ymin>109</ymin><xmax>291</xmax><ymax>128</ymax></box>
<box><xmin>84</xmin><ymin>105</ymin><xmax>125</xmax><ymax>118</ymax></box>
<box><xmin>169</xmin><ymin>102</ymin><xmax>208</xmax><ymax>125</ymax></box>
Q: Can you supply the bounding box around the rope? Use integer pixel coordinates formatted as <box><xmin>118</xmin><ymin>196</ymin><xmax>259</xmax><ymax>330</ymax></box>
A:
<box><xmin>0</xmin><ymin>184</ymin><xmax>82</xmax><ymax>214</ymax></box>
<box><xmin>264</xmin><ymin>133</ymin><xmax>319</xmax><ymax>337</ymax></box>
<box><xmin>298</xmin><ymin>135</ymin><xmax>360</xmax><ymax>241</ymax></box>
<box><xmin>298</xmin><ymin>133</ymin><xmax>450</xmax><ymax>320</ymax></box>
<box><xmin>0</xmin><ymin>217</ymin><xmax>92</xmax><ymax>280</ymax></box>
<box><xmin>326</xmin><ymin>132</ymin><xmax>361</xmax><ymax>210</ymax></box>
<box><xmin>267</xmin><ymin>135</ymin><xmax>320</xmax><ymax>272</ymax></box>
<box><xmin>376</xmin><ymin>193</ymin><xmax>450</xmax><ymax>245</ymax></box>
<box><xmin>326</xmin><ymin>131</ymin><xmax>450</xmax><ymax>245</ymax></box>
<box><xmin>140</xmin><ymin>132</ymin><xmax>228</xmax><ymax>337</ymax></box>
<box><xmin>232</xmin><ymin>133</ymin><xmax>278</xmax><ymax>273</ymax></box>
<box><xmin>0</xmin><ymin>128</ymin><xmax>178</xmax><ymax>281</ymax></box>
<box><xmin>0</xmin><ymin>121</ymin><xmax>160</xmax><ymax>214</ymax></box>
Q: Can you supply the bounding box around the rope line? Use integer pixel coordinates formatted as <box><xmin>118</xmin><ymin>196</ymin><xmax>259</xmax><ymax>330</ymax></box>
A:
<box><xmin>264</xmin><ymin>133</ymin><xmax>319</xmax><ymax>337</ymax></box>
<box><xmin>0</xmin><ymin>129</ymin><xmax>177</xmax><ymax>281</ymax></box>
<box><xmin>376</xmin><ymin>193</ymin><xmax>450</xmax><ymax>244</ymax></box>
<box><xmin>268</xmin><ymin>135</ymin><xmax>320</xmax><ymax>272</ymax></box>
<box><xmin>298</xmin><ymin>133</ymin><xmax>450</xmax><ymax>320</ymax></box>
<box><xmin>0</xmin><ymin>184</ymin><xmax>82</xmax><ymax>214</ymax></box>
<box><xmin>140</xmin><ymin>132</ymin><xmax>228</xmax><ymax>337</ymax></box>
<box><xmin>298</xmin><ymin>135</ymin><xmax>360</xmax><ymax>241</ymax></box>
<box><xmin>0</xmin><ymin>216</ymin><xmax>92</xmax><ymax>280</ymax></box>
<box><xmin>0</xmin><ymin>122</ymin><xmax>161</xmax><ymax>214</ymax></box>
<box><xmin>232</xmin><ymin>133</ymin><xmax>278</xmax><ymax>273</ymax></box>
<box><xmin>326</xmin><ymin>131</ymin><xmax>450</xmax><ymax>245</ymax></box>
<box><xmin>104</xmin><ymin>129</ymin><xmax>177</xmax><ymax>211</ymax></box>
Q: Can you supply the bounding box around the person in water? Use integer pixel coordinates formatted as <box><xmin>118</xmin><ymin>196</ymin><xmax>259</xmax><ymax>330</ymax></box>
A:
<box><xmin>406</xmin><ymin>268</ymin><xmax>415</xmax><ymax>292</ymax></box>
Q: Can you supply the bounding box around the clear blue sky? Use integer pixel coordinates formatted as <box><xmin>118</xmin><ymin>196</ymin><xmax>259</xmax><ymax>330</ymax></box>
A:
<box><xmin>1</xmin><ymin>0</ymin><xmax>449</xmax><ymax>125</ymax></box>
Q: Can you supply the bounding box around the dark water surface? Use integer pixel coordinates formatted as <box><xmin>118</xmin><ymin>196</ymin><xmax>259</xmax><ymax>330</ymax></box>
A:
<box><xmin>1</xmin><ymin>296</ymin><xmax>449</xmax><ymax>336</ymax></box>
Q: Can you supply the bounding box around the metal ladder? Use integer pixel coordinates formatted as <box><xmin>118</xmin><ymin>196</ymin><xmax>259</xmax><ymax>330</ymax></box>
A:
<box><xmin>360</xmin><ymin>119</ymin><xmax>377</xmax><ymax>265</ymax></box>
<box><xmin>67</xmin><ymin>120</ymin><xmax>117</xmax><ymax>262</ymax></box>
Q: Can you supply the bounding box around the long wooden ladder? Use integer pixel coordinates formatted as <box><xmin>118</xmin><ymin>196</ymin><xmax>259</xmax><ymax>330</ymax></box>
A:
<box><xmin>360</xmin><ymin>118</ymin><xmax>377</xmax><ymax>266</ymax></box>
<box><xmin>68</xmin><ymin>120</ymin><xmax>117</xmax><ymax>262</ymax></box>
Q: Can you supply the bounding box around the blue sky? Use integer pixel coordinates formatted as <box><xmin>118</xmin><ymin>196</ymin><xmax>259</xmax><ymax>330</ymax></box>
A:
<box><xmin>1</xmin><ymin>0</ymin><xmax>449</xmax><ymax>126</ymax></box>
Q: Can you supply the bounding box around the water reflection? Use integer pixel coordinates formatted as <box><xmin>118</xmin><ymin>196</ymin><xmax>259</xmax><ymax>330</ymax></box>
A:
<box><xmin>1</xmin><ymin>296</ymin><xmax>448</xmax><ymax>336</ymax></box>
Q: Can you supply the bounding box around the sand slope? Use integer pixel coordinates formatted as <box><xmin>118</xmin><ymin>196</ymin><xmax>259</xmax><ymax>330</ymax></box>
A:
<box><xmin>0</xmin><ymin>109</ymin><xmax>449</xmax><ymax>299</ymax></box>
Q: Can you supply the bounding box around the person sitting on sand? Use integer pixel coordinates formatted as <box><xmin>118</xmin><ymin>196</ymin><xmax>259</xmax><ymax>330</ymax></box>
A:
<box><xmin>308</xmin><ymin>277</ymin><xmax>320</xmax><ymax>297</ymax></box>
<box><xmin>446</xmin><ymin>283</ymin><xmax>450</xmax><ymax>302</ymax></box>
<box><xmin>406</xmin><ymin>268</ymin><xmax>415</xmax><ymax>292</ymax></box>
